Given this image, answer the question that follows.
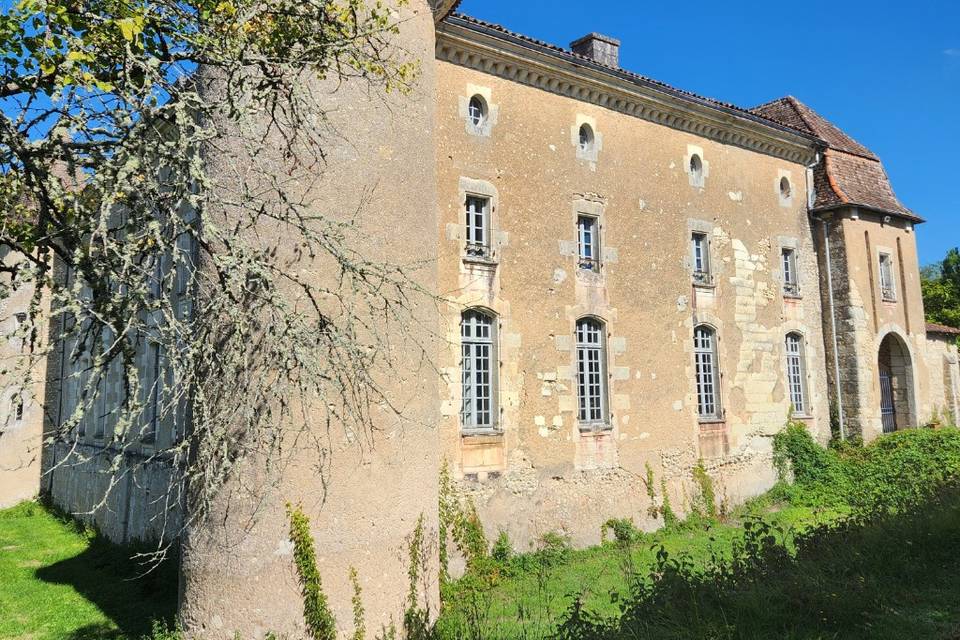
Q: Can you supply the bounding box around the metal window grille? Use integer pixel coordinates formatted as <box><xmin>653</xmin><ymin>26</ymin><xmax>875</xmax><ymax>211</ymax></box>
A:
<box><xmin>879</xmin><ymin>254</ymin><xmax>896</xmax><ymax>300</ymax></box>
<box><xmin>468</xmin><ymin>96</ymin><xmax>485</xmax><ymax>127</ymax></box>
<box><xmin>782</xmin><ymin>248</ymin><xmax>800</xmax><ymax>296</ymax></box>
<box><xmin>692</xmin><ymin>233</ymin><xmax>712</xmax><ymax>284</ymax></box>
<box><xmin>576</xmin><ymin>318</ymin><xmax>607</xmax><ymax>425</ymax></box>
<box><xmin>785</xmin><ymin>333</ymin><xmax>807</xmax><ymax>414</ymax></box>
<box><xmin>461</xmin><ymin>310</ymin><xmax>496</xmax><ymax>430</ymax></box>
<box><xmin>694</xmin><ymin>326</ymin><xmax>721</xmax><ymax>419</ymax></box>
<box><xmin>577</xmin><ymin>215</ymin><xmax>599</xmax><ymax>271</ymax></box>
<box><xmin>465</xmin><ymin>196</ymin><xmax>490</xmax><ymax>258</ymax></box>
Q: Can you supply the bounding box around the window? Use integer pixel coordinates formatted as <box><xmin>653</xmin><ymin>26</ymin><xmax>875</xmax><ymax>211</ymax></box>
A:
<box><xmin>691</xmin><ymin>232</ymin><xmax>713</xmax><ymax>285</ymax></box>
<box><xmin>785</xmin><ymin>333</ymin><xmax>808</xmax><ymax>415</ymax></box>
<box><xmin>175</xmin><ymin>232</ymin><xmax>197</xmax><ymax>296</ymax></box>
<box><xmin>578</xmin><ymin>123</ymin><xmax>594</xmax><ymax>153</ymax></box>
<box><xmin>577</xmin><ymin>215</ymin><xmax>600</xmax><ymax>272</ymax></box>
<box><xmin>576</xmin><ymin>318</ymin><xmax>608</xmax><ymax>428</ymax></box>
<box><xmin>464</xmin><ymin>195</ymin><xmax>490</xmax><ymax>258</ymax></box>
<box><xmin>461</xmin><ymin>310</ymin><xmax>497</xmax><ymax>431</ymax></box>
<box><xmin>782</xmin><ymin>248</ymin><xmax>800</xmax><ymax>296</ymax></box>
<box><xmin>780</xmin><ymin>176</ymin><xmax>792</xmax><ymax>200</ymax></box>
<box><xmin>690</xmin><ymin>154</ymin><xmax>704</xmax><ymax>186</ymax></box>
<box><xmin>694</xmin><ymin>325</ymin><xmax>721</xmax><ymax>420</ymax></box>
<box><xmin>879</xmin><ymin>253</ymin><xmax>897</xmax><ymax>301</ymax></box>
<box><xmin>468</xmin><ymin>95</ymin><xmax>487</xmax><ymax>128</ymax></box>
<box><xmin>144</xmin><ymin>342</ymin><xmax>162</xmax><ymax>443</ymax></box>
<box><xmin>13</xmin><ymin>394</ymin><xmax>23</xmax><ymax>422</ymax></box>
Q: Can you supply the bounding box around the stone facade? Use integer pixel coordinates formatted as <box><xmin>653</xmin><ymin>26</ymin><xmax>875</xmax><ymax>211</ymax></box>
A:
<box><xmin>0</xmin><ymin>251</ymin><xmax>45</xmax><ymax>508</ymax></box>
<box><xmin>1</xmin><ymin>5</ymin><xmax>956</xmax><ymax>638</ymax></box>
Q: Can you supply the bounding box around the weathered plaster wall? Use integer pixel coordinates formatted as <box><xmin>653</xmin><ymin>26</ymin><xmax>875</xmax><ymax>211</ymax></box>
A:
<box><xmin>435</xmin><ymin>59</ymin><xmax>831</xmax><ymax>550</ymax></box>
<box><xmin>177</xmin><ymin>2</ymin><xmax>441</xmax><ymax>637</ymax></box>
<box><xmin>0</xmin><ymin>263</ymin><xmax>44</xmax><ymax>508</ymax></box>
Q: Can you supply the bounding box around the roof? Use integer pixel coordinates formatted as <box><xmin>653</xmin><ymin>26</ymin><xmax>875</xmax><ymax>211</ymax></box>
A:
<box><xmin>927</xmin><ymin>323</ymin><xmax>960</xmax><ymax>336</ymax></box>
<box><xmin>444</xmin><ymin>14</ymin><xmax>818</xmax><ymax>143</ymax></box>
<box><xmin>753</xmin><ymin>96</ymin><xmax>921</xmax><ymax>223</ymax></box>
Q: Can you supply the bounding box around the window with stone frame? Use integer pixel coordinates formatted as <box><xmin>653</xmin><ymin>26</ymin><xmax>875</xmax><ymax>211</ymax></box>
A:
<box><xmin>691</xmin><ymin>232</ymin><xmax>713</xmax><ymax>285</ymax></box>
<box><xmin>782</xmin><ymin>247</ymin><xmax>800</xmax><ymax>297</ymax></box>
<box><xmin>464</xmin><ymin>195</ymin><xmax>491</xmax><ymax>259</ymax></box>
<box><xmin>143</xmin><ymin>341</ymin><xmax>163</xmax><ymax>444</ymax></box>
<box><xmin>879</xmin><ymin>253</ymin><xmax>897</xmax><ymax>301</ymax></box>
<box><xmin>576</xmin><ymin>317</ymin><xmax>609</xmax><ymax>429</ymax></box>
<box><xmin>694</xmin><ymin>325</ymin><xmax>722</xmax><ymax>420</ymax></box>
<box><xmin>785</xmin><ymin>333</ymin><xmax>809</xmax><ymax>415</ymax></box>
<box><xmin>577</xmin><ymin>215</ymin><xmax>600</xmax><ymax>272</ymax></box>
<box><xmin>461</xmin><ymin>309</ymin><xmax>498</xmax><ymax>432</ymax></box>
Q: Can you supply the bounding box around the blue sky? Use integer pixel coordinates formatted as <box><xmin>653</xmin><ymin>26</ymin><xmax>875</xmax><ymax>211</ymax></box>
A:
<box><xmin>458</xmin><ymin>0</ymin><xmax>959</xmax><ymax>266</ymax></box>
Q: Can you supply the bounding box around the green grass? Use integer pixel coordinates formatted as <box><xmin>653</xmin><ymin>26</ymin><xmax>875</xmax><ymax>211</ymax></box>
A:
<box><xmin>0</xmin><ymin>501</ymin><xmax>177</xmax><ymax>640</ymax></box>
<box><xmin>436</xmin><ymin>498</ymin><xmax>845</xmax><ymax>638</ymax></box>
<box><xmin>438</xmin><ymin>492</ymin><xmax>960</xmax><ymax>639</ymax></box>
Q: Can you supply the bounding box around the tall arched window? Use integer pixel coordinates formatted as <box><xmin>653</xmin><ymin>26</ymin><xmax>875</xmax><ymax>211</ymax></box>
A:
<box><xmin>694</xmin><ymin>325</ymin><xmax>721</xmax><ymax>420</ymax></box>
<box><xmin>576</xmin><ymin>317</ymin><xmax>608</xmax><ymax>427</ymax></box>
<box><xmin>461</xmin><ymin>309</ymin><xmax>498</xmax><ymax>431</ymax></box>
<box><xmin>690</xmin><ymin>154</ymin><xmax>704</xmax><ymax>186</ymax></box>
<box><xmin>785</xmin><ymin>333</ymin><xmax>808</xmax><ymax>415</ymax></box>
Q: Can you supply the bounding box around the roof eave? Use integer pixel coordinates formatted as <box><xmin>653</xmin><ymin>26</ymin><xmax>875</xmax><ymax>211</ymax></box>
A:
<box><xmin>439</xmin><ymin>15</ymin><xmax>822</xmax><ymax>164</ymax></box>
<box><xmin>810</xmin><ymin>203</ymin><xmax>925</xmax><ymax>225</ymax></box>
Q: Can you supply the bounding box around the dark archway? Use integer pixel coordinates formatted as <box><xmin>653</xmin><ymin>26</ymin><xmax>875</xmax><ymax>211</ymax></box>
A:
<box><xmin>878</xmin><ymin>333</ymin><xmax>916</xmax><ymax>433</ymax></box>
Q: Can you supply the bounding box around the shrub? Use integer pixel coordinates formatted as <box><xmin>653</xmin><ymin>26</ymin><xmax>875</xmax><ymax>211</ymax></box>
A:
<box><xmin>491</xmin><ymin>530</ymin><xmax>513</xmax><ymax>565</ymax></box>
<box><xmin>601</xmin><ymin>518</ymin><xmax>644</xmax><ymax>546</ymax></box>
<box><xmin>286</xmin><ymin>503</ymin><xmax>337</xmax><ymax>640</ymax></box>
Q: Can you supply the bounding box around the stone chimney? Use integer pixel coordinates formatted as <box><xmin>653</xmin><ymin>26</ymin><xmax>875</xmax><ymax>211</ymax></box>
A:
<box><xmin>570</xmin><ymin>33</ymin><xmax>621</xmax><ymax>68</ymax></box>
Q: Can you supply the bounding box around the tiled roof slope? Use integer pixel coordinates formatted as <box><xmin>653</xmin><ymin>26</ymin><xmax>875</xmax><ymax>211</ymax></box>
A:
<box><xmin>753</xmin><ymin>96</ymin><xmax>921</xmax><ymax>223</ymax></box>
<box><xmin>927</xmin><ymin>323</ymin><xmax>960</xmax><ymax>336</ymax></box>
<box><xmin>446</xmin><ymin>14</ymin><xmax>817</xmax><ymax>141</ymax></box>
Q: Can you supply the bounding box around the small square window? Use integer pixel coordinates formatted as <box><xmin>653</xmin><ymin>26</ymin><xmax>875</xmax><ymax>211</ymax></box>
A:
<box><xmin>464</xmin><ymin>196</ymin><xmax>491</xmax><ymax>259</ymax></box>
<box><xmin>577</xmin><ymin>215</ymin><xmax>600</xmax><ymax>272</ymax></box>
<box><xmin>692</xmin><ymin>232</ymin><xmax>713</xmax><ymax>285</ymax></box>
<box><xmin>782</xmin><ymin>248</ymin><xmax>800</xmax><ymax>297</ymax></box>
<box><xmin>879</xmin><ymin>253</ymin><xmax>897</xmax><ymax>301</ymax></box>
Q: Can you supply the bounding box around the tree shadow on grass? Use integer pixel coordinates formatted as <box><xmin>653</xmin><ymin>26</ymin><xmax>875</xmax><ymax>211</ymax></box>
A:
<box><xmin>555</xmin><ymin>489</ymin><xmax>960</xmax><ymax>640</ymax></box>
<box><xmin>36</xmin><ymin>534</ymin><xmax>178</xmax><ymax>640</ymax></box>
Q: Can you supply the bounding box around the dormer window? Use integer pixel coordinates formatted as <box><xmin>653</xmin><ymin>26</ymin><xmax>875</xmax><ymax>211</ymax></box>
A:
<box><xmin>468</xmin><ymin>95</ymin><xmax>487</xmax><ymax>128</ymax></box>
<box><xmin>578</xmin><ymin>123</ymin><xmax>595</xmax><ymax>153</ymax></box>
<box><xmin>690</xmin><ymin>154</ymin><xmax>704</xmax><ymax>187</ymax></box>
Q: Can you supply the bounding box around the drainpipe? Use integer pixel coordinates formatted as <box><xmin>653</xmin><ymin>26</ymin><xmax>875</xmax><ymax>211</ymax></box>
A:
<box><xmin>806</xmin><ymin>151</ymin><xmax>846</xmax><ymax>440</ymax></box>
<box><xmin>822</xmin><ymin>218</ymin><xmax>846</xmax><ymax>441</ymax></box>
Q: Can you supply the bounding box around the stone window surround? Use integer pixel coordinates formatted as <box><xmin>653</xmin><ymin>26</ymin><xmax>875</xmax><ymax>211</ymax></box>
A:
<box><xmin>777</xmin><ymin>236</ymin><xmax>802</xmax><ymax>299</ymax></box>
<box><xmin>783</xmin><ymin>329</ymin><xmax>813</xmax><ymax>418</ymax></box>
<box><xmin>459</xmin><ymin>306</ymin><xmax>502</xmax><ymax>437</ymax></box>
<box><xmin>777</xmin><ymin>169</ymin><xmax>794</xmax><ymax>208</ymax></box>
<box><xmin>687</xmin><ymin>219</ymin><xmax>716</xmax><ymax>288</ymax></box>
<box><xmin>684</xmin><ymin>144</ymin><xmax>710</xmax><ymax>188</ymax></box>
<box><xmin>459</xmin><ymin>83</ymin><xmax>499</xmax><ymax>137</ymax></box>
<box><xmin>458</xmin><ymin>177</ymin><xmax>500</xmax><ymax>265</ymax></box>
<box><xmin>572</xmin><ymin>113</ymin><xmax>602</xmax><ymax>163</ymax></box>
<box><xmin>573</xmin><ymin>314</ymin><xmax>613</xmax><ymax>433</ymax></box>
<box><xmin>689</xmin><ymin>312</ymin><xmax>726</xmax><ymax>426</ymax></box>
<box><xmin>877</xmin><ymin>247</ymin><xmax>898</xmax><ymax>303</ymax></box>
<box><xmin>572</xmin><ymin>196</ymin><xmax>606</xmax><ymax>279</ymax></box>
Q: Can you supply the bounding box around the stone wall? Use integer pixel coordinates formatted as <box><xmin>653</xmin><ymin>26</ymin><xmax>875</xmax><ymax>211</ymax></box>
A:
<box><xmin>177</xmin><ymin>2</ymin><xmax>442</xmax><ymax>637</ymax></box>
<box><xmin>435</xmin><ymin>55</ymin><xmax>831</xmax><ymax>550</ymax></box>
<box><xmin>0</xmin><ymin>252</ymin><xmax>45</xmax><ymax>508</ymax></box>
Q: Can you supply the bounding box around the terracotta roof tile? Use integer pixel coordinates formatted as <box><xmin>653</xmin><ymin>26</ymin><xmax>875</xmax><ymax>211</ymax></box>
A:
<box><xmin>753</xmin><ymin>96</ymin><xmax>921</xmax><ymax>222</ymax></box>
<box><xmin>927</xmin><ymin>323</ymin><xmax>960</xmax><ymax>336</ymax></box>
<box><xmin>753</xmin><ymin>96</ymin><xmax>876</xmax><ymax>159</ymax></box>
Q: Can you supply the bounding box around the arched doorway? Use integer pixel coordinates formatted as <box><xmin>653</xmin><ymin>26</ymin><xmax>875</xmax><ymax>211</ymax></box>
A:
<box><xmin>878</xmin><ymin>333</ymin><xmax>915</xmax><ymax>433</ymax></box>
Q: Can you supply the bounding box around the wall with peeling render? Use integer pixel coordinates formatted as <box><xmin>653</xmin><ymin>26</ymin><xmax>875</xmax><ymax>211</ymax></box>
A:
<box><xmin>436</xmin><ymin>60</ymin><xmax>831</xmax><ymax>549</ymax></box>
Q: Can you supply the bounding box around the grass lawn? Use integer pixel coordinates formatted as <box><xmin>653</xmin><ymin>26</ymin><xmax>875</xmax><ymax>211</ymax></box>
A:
<box><xmin>0</xmin><ymin>501</ymin><xmax>177</xmax><ymax>640</ymax></box>
<box><xmin>437</xmin><ymin>492</ymin><xmax>960</xmax><ymax>639</ymax></box>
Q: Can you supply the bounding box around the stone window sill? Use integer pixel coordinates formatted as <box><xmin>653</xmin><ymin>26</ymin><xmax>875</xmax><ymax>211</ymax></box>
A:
<box><xmin>462</xmin><ymin>254</ymin><xmax>498</xmax><ymax>268</ymax></box>
<box><xmin>461</xmin><ymin>430</ymin><xmax>503</xmax><ymax>444</ymax></box>
<box><xmin>698</xmin><ymin>418</ymin><xmax>726</xmax><ymax>427</ymax></box>
<box><xmin>578</xmin><ymin>423</ymin><xmax>612</xmax><ymax>434</ymax></box>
